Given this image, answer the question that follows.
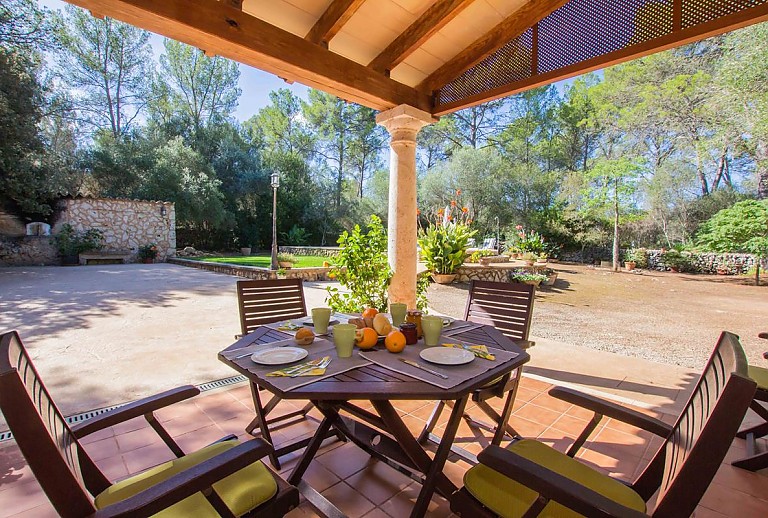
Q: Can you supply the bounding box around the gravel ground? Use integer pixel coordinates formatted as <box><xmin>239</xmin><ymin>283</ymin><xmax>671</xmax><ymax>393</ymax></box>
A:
<box><xmin>426</xmin><ymin>263</ymin><xmax>768</xmax><ymax>370</ymax></box>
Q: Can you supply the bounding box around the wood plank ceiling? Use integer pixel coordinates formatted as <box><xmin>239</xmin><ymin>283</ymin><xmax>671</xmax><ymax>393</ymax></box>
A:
<box><xmin>66</xmin><ymin>0</ymin><xmax>768</xmax><ymax>116</ymax></box>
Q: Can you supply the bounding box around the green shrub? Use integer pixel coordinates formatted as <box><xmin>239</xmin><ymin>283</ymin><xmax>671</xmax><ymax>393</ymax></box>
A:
<box><xmin>624</xmin><ymin>248</ymin><xmax>648</xmax><ymax>268</ymax></box>
<box><xmin>418</xmin><ymin>221</ymin><xmax>476</xmax><ymax>274</ymax></box>
<box><xmin>661</xmin><ymin>249</ymin><xmax>693</xmax><ymax>272</ymax></box>
<box><xmin>54</xmin><ymin>224</ymin><xmax>103</xmax><ymax>256</ymax></box>
<box><xmin>276</xmin><ymin>252</ymin><xmax>298</xmax><ymax>264</ymax></box>
<box><xmin>467</xmin><ymin>249</ymin><xmax>496</xmax><ymax>263</ymax></box>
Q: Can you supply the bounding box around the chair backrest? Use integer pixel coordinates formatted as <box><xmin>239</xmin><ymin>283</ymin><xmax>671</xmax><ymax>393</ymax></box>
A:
<box><xmin>638</xmin><ymin>331</ymin><xmax>756</xmax><ymax>517</ymax></box>
<box><xmin>464</xmin><ymin>280</ymin><xmax>535</xmax><ymax>343</ymax></box>
<box><xmin>0</xmin><ymin>331</ymin><xmax>98</xmax><ymax>517</ymax></box>
<box><xmin>237</xmin><ymin>278</ymin><xmax>307</xmax><ymax>335</ymax></box>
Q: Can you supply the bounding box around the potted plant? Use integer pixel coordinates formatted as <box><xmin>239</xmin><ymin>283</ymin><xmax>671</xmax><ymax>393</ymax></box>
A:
<box><xmin>508</xmin><ymin>269</ymin><xmax>548</xmax><ymax>287</ymax></box>
<box><xmin>541</xmin><ymin>267</ymin><xmax>558</xmax><ymax>286</ymax></box>
<box><xmin>277</xmin><ymin>252</ymin><xmax>298</xmax><ymax>269</ymax></box>
<box><xmin>623</xmin><ymin>248</ymin><xmax>646</xmax><ymax>271</ymax></box>
<box><xmin>418</xmin><ymin>203</ymin><xmax>476</xmax><ymax>284</ymax></box>
<box><xmin>520</xmin><ymin>252</ymin><xmax>537</xmax><ymax>267</ymax></box>
<box><xmin>54</xmin><ymin>224</ymin><xmax>103</xmax><ymax>266</ymax></box>
<box><xmin>138</xmin><ymin>243</ymin><xmax>159</xmax><ymax>264</ymax></box>
<box><xmin>662</xmin><ymin>249</ymin><xmax>693</xmax><ymax>273</ymax></box>
<box><xmin>240</xmin><ymin>246</ymin><xmax>252</xmax><ymax>256</ymax></box>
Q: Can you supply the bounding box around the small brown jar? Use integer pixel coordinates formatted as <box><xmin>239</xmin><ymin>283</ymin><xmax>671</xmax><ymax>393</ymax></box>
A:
<box><xmin>399</xmin><ymin>323</ymin><xmax>418</xmax><ymax>345</ymax></box>
<box><xmin>406</xmin><ymin>310</ymin><xmax>423</xmax><ymax>339</ymax></box>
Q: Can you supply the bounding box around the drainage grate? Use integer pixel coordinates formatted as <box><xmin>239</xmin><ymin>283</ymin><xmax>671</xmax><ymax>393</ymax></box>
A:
<box><xmin>0</xmin><ymin>375</ymin><xmax>249</xmax><ymax>443</ymax></box>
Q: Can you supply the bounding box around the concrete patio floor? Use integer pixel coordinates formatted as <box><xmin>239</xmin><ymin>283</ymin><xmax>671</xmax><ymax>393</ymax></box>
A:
<box><xmin>1</xmin><ymin>263</ymin><xmax>766</xmax><ymax>516</ymax></box>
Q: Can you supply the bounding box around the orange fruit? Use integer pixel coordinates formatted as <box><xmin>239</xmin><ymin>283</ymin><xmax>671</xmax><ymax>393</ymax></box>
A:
<box><xmin>384</xmin><ymin>330</ymin><xmax>406</xmax><ymax>353</ymax></box>
<box><xmin>355</xmin><ymin>327</ymin><xmax>378</xmax><ymax>349</ymax></box>
<box><xmin>362</xmin><ymin>307</ymin><xmax>378</xmax><ymax>319</ymax></box>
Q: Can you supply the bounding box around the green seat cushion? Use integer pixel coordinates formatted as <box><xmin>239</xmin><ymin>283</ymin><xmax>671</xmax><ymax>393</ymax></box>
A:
<box><xmin>748</xmin><ymin>365</ymin><xmax>768</xmax><ymax>390</ymax></box>
<box><xmin>464</xmin><ymin>439</ymin><xmax>646</xmax><ymax>518</ymax></box>
<box><xmin>95</xmin><ymin>440</ymin><xmax>277</xmax><ymax>517</ymax></box>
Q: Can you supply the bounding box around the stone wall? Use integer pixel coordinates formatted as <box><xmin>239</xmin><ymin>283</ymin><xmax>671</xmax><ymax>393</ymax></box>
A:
<box><xmin>169</xmin><ymin>258</ymin><xmax>337</xmax><ymax>282</ymax></box>
<box><xmin>56</xmin><ymin>198</ymin><xmax>175</xmax><ymax>262</ymax></box>
<box><xmin>279</xmin><ymin>246</ymin><xmax>340</xmax><ymax>257</ymax></box>
<box><xmin>454</xmin><ymin>264</ymin><xmax>515</xmax><ymax>283</ymax></box>
<box><xmin>0</xmin><ymin>236</ymin><xmax>58</xmax><ymax>265</ymax></box>
<box><xmin>643</xmin><ymin>250</ymin><xmax>762</xmax><ymax>274</ymax></box>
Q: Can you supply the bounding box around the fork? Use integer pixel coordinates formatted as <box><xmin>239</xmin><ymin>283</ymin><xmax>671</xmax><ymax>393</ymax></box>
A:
<box><xmin>290</xmin><ymin>357</ymin><xmax>331</xmax><ymax>377</ymax></box>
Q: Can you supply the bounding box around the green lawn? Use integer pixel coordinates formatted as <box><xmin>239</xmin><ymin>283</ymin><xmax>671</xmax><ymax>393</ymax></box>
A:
<box><xmin>195</xmin><ymin>254</ymin><xmax>330</xmax><ymax>268</ymax></box>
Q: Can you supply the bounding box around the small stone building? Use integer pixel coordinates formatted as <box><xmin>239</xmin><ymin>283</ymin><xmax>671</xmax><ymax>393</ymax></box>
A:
<box><xmin>0</xmin><ymin>197</ymin><xmax>176</xmax><ymax>265</ymax></box>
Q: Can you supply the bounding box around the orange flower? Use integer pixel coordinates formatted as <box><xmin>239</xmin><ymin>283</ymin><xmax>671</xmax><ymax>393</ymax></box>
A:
<box><xmin>461</xmin><ymin>207</ymin><xmax>468</xmax><ymax>213</ymax></box>
<box><xmin>448</xmin><ymin>215</ymin><xmax>453</xmax><ymax>221</ymax></box>
<box><xmin>416</xmin><ymin>208</ymin><xmax>421</xmax><ymax>215</ymax></box>
<box><xmin>450</xmin><ymin>200</ymin><xmax>457</xmax><ymax>207</ymax></box>
<box><xmin>456</xmin><ymin>189</ymin><xmax>462</xmax><ymax>196</ymax></box>
<box><xmin>437</xmin><ymin>208</ymin><xmax>444</xmax><ymax>216</ymax></box>
<box><xmin>467</xmin><ymin>219</ymin><xmax>472</xmax><ymax>224</ymax></box>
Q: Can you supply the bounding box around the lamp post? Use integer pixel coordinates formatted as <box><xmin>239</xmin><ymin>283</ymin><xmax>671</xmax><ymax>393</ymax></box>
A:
<box><xmin>494</xmin><ymin>216</ymin><xmax>500</xmax><ymax>255</ymax></box>
<box><xmin>270</xmin><ymin>172</ymin><xmax>280</xmax><ymax>270</ymax></box>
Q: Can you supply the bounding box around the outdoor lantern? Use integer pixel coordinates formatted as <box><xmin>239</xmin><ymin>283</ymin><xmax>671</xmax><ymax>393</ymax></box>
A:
<box><xmin>270</xmin><ymin>172</ymin><xmax>280</xmax><ymax>189</ymax></box>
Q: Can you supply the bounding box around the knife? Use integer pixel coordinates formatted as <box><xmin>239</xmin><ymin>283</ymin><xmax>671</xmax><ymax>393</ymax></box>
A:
<box><xmin>399</xmin><ymin>358</ymin><xmax>449</xmax><ymax>379</ymax></box>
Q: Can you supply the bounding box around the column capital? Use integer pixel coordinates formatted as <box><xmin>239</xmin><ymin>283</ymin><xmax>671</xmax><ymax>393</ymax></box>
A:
<box><xmin>376</xmin><ymin>104</ymin><xmax>437</xmax><ymax>137</ymax></box>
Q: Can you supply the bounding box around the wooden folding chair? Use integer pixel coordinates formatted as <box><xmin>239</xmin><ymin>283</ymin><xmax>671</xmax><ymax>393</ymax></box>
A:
<box><xmin>236</xmin><ymin>278</ymin><xmax>314</xmax><ymax>468</ymax></box>
<box><xmin>0</xmin><ymin>330</ymin><xmax>299</xmax><ymax>518</ymax></box>
<box><xmin>451</xmin><ymin>331</ymin><xmax>756</xmax><ymax>518</ymax></box>
<box><xmin>732</xmin><ymin>332</ymin><xmax>768</xmax><ymax>471</ymax></box>
<box><xmin>419</xmin><ymin>280</ymin><xmax>535</xmax><ymax>448</ymax></box>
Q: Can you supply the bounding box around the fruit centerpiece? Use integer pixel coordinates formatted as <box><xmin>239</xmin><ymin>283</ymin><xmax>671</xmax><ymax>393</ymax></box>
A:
<box><xmin>349</xmin><ymin>308</ymin><xmax>406</xmax><ymax>353</ymax></box>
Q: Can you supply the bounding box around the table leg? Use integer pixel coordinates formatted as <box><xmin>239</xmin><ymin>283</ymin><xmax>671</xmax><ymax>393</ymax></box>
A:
<box><xmin>372</xmin><ymin>396</ymin><xmax>469</xmax><ymax>518</ymax></box>
<box><xmin>288</xmin><ymin>411</ymin><xmax>334</xmax><ymax>486</ymax></box>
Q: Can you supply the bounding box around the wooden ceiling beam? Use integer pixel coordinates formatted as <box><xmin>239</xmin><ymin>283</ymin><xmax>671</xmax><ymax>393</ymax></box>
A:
<box><xmin>368</xmin><ymin>0</ymin><xmax>474</xmax><ymax>74</ymax></box>
<box><xmin>419</xmin><ymin>0</ymin><xmax>570</xmax><ymax>92</ymax></box>
<box><xmin>64</xmin><ymin>0</ymin><xmax>431</xmax><ymax>112</ymax></box>
<box><xmin>305</xmin><ymin>0</ymin><xmax>365</xmax><ymax>46</ymax></box>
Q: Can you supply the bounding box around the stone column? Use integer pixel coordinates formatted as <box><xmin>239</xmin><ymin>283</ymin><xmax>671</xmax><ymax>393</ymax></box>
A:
<box><xmin>376</xmin><ymin>105</ymin><xmax>436</xmax><ymax>309</ymax></box>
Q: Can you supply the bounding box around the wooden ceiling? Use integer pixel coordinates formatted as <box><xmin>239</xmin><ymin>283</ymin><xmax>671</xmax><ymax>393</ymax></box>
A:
<box><xmin>66</xmin><ymin>0</ymin><xmax>768</xmax><ymax>116</ymax></box>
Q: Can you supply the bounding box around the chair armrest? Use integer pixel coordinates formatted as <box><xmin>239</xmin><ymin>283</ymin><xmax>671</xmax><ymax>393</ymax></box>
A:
<box><xmin>477</xmin><ymin>445</ymin><xmax>647</xmax><ymax>518</ymax></box>
<box><xmin>549</xmin><ymin>387</ymin><xmax>672</xmax><ymax>438</ymax></box>
<box><xmin>91</xmin><ymin>439</ymin><xmax>275</xmax><ymax>518</ymax></box>
<box><xmin>72</xmin><ymin>386</ymin><xmax>200</xmax><ymax>438</ymax></box>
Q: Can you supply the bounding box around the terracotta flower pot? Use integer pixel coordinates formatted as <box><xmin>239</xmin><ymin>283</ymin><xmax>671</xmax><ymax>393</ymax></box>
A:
<box><xmin>432</xmin><ymin>273</ymin><xmax>456</xmax><ymax>284</ymax></box>
<box><xmin>278</xmin><ymin>261</ymin><xmax>293</xmax><ymax>269</ymax></box>
<box><xmin>625</xmin><ymin>261</ymin><xmax>636</xmax><ymax>271</ymax></box>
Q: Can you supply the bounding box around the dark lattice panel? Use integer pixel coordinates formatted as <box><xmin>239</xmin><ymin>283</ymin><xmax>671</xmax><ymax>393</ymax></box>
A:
<box><xmin>683</xmin><ymin>0</ymin><xmax>765</xmax><ymax>28</ymax></box>
<box><xmin>437</xmin><ymin>0</ymin><xmax>767</xmax><ymax>108</ymax></box>
<box><xmin>439</xmin><ymin>28</ymin><xmax>533</xmax><ymax>106</ymax></box>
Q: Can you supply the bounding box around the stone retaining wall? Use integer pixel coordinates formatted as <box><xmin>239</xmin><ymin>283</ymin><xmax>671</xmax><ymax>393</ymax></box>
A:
<box><xmin>279</xmin><ymin>246</ymin><xmax>340</xmax><ymax>257</ymax></box>
<box><xmin>169</xmin><ymin>258</ymin><xmax>337</xmax><ymax>282</ymax></box>
<box><xmin>644</xmin><ymin>250</ymin><xmax>762</xmax><ymax>274</ymax></box>
<box><xmin>454</xmin><ymin>264</ymin><xmax>515</xmax><ymax>283</ymax></box>
<box><xmin>0</xmin><ymin>236</ymin><xmax>58</xmax><ymax>265</ymax></box>
<box><xmin>57</xmin><ymin>198</ymin><xmax>176</xmax><ymax>262</ymax></box>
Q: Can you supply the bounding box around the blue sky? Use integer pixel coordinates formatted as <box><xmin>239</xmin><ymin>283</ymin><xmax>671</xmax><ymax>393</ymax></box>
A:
<box><xmin>39</xmin><ymin>0</ymin><xmax>309</xmax><ymax>121</ymax></box>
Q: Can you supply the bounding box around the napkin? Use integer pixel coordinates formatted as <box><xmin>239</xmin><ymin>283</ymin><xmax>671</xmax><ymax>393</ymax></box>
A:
<box><xmin>441</xmin><ymin>342</ymin><xmax>495</xmax><ymax>360</ymax></box>
<box><xmin>266</xmin><ymin>356</ymin><xmax>330</xmax><ymax>377</ymax></box>
<box><xmin>276</xmin><ymin>321</ymin><xmax>302</xmax><ymax>331</ymax></box>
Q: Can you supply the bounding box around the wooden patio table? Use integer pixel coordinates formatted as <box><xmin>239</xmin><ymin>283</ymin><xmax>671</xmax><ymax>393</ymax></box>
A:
<box><xmin>219</xmin><ymin>319</ymin><xmax>529</xmax><ymax>518</ymax></box>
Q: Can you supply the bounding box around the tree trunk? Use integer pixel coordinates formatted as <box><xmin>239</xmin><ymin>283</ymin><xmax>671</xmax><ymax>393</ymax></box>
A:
<box><xmin>756</xmin><ymin>141</ymin><xmax>768</xmax><ymax>200</ymax></box>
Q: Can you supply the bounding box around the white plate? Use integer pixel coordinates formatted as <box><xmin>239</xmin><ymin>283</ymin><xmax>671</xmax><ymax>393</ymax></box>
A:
<box><xmin>442</xmin><ymin>317</ymin><xmax>455</xmax><ymax>327</ymax></box>
<box><xmin>251</xmin><ymin>347</ymin><xmax>308</xmax><ymax>365</ymax></box>
<box><xmin>420</xmin><ymin>347</ymin><xmax>475</xmax><ymax>366</ymax></box>
<box><xmin>299</xmin><ymin>317</ymin><xmax>340</xmax><ymax>327</ymax></box>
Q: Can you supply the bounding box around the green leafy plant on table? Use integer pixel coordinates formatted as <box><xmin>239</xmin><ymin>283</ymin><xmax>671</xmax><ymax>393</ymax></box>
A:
<box><xmin>54</xmin><ymin>224</ymin><xmax>104</xmax><ymax>264</ymax></box>
<box><xmin>327</xmin><ymin>215</ymin><xmax>392</xmax><ymax>313</ymax></box>
<box><xmin>418</xmin><ymin>201</ymin><xmax>477</xmax><ymax>277</ymax></box>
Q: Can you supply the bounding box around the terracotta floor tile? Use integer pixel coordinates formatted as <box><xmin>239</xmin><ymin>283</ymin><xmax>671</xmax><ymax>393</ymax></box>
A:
<box><xmin>513</xmin><ymin>385</ymin><xmax>543</xmax><ymax>403</ymax></box>
<box><xmin>95</xmin><ymin>454</ymin><xmax>129</xmax><ymax>481</ymax></box>
<box><xmin>587</xmin><ymin>426</ymin><xmax>650</xmax><ymax>461</ymax></box>
<box><xmin>83</xmin><ymin>436</ymin><xmax>120</xmax><ymax>462</ymax></box>
<box><xmin>154</xmin><ymin>399</ymin><xmax>202</xmax><ymax>422</ymax></box>
<box><xmin>512</xmin><ymin>403</ymin><xmax>563</xmax><ymax>429</ymax></box>
<box><xmin>173</xmin><ymin>424</ymin><xmax>231</xmax><ymax>453</ymax></box>
<box><xmin>344</xmin><ymin>460</ymin><xmax>413</xmax><ymax>505</ymax></box>
<box><xmin>362</xmin><ymin>508</ymin><xmax>391</xmax><ymax>518</ymax></box>
<box><xmin>530</xmin><ymin>392</ymin><xmax>573</xmax><ymax>413</ymax></box>
<box><xmin>78</xmin><ymin>426</ymin><xmax>114</xmax><ymax>444</ymax></box>
<box><xmin>712</xmin><ymin>463</ymin><xmax>768</xmax><ymax>500</ymax></box>
<box><xmin>698</xmin><ymin>481</ymin><xmax>768</xmax><ymax>518</ymax></box>
<box><xmin>161</xmin><ymin>411</ymin><xmax>215</xmax><ymax>437</ymax></box>
<box><xmin>316</xmin><ymin>442</ymin><xmax>372</xmax><ymax>479</ymax></box>
<box><xmin>393</xmin><ymin>399</ymin><xmax>430</xmax><ymax>415</ymax></box>
<box><xmin>550</xmin><ymin>413</ymin><xmax>590</xmax><ymax>438</ymax></box>
<box><xmin>6</xmin><ymin>504</ymin><xmax>57</xmax><ymax>518</ymax></box>
<box><xmin>377</xmin><ymin>483</ymin><xmax>452</xmax><ymax>517</ymax></box>
<box><xmin>0</xmin><ymin>446</ymin><xmax>35</xmax><ymax>490</ymax></box>
<box><xmin>110</xmin><ymin>417</ymin><xmax>149</xmax><ymax>435</ymax></box>
<box><xmin>506</xmin><ymin>417</ymin><xmax>548</xmax><ymax>438</ymax></box>
<box><xmin>300</xmin><ymin>458</ymin><xmax>340</xmax><ymax>493</ymax></box>
<box><xmin>199</xmin><ymin>399</ymin><xmax>251</xmax><ymax>423</ymax></box>
<box><xmin>0</xmin><ymin>481</ymin><xmax>49</xmax><ymax>516</ymax></box>
<box><xmin>115</xmin><ymin>425</ymin><xmax>162</xmax><ymax>453</ymax></box>
<box><xmin>692</xmin><ymin>505</ymin><xmax>730</xmax><ymax>517</ymax></box>
<box><xmin>120</xmin><ymin>441</ymin><xmax>176</xmax><ymax>474</ymax></box>
<box><xmin>564</xmin><ymin>404</ymin><xmax>597</xmax><ymax>421</ymax></box>
<box><xmin>576</xmin><ymin>448</ymin><xmax>640</xmax><ymax>481</ymax></box>
<box><xmin>519</xmin><ymin>376</ymin><xmax>555</xmax><ymax>392</ymax></box>
<box><xmin>320</xmin><ymin>481</ymin><xmax>375</xmax><ymax>517</ymax></box>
